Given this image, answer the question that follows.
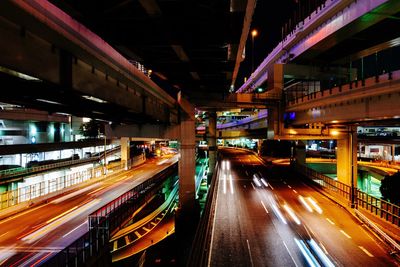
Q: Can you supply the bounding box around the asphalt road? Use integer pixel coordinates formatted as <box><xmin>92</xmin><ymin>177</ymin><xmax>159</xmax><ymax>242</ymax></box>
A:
<box><xmin>0</xmin><ymin>155</ymin><xmax>178</xmax><ymax>266</ymax></box>
<box><xmin>209</xmin><ymin>148</ymin><xmax>398</xmax><ymax>267</ymax></box>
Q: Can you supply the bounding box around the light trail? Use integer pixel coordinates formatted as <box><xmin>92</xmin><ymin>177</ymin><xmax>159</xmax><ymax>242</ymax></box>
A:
<box><xmin>62</xmin><ymin>221</ymin><xmax>87</xmax><ymax>238</ymax></box>
<box><xmin>299</xmin><ymin>196</ymin><xmax>313</xmax><ymax>213</ymax></box>
<box><xmin>283</xmin><ymin>204</ymin><xmax>301</xmax><ymax>225</ymax></box>
<box><xmin>223</xmin><ymin>174</ymin><xmax>227</xmax><ymax>194</ymax></box>
<box><xmin>229</xmin><ymin>174</ymin><xmax>234</xmax><ymax>194</ymax></box>
<box><xmin>307</xmin><ymin>197</ymin><xmax>323</xmax><ymax>214</ymax></box>
<box><xmin>22</xmin><ymin>199</ymin><xmax>101</xmax><ymax>243</ymax></box>
<box><xmin>308</xmin><ymin>239</ymin><xmax>335</xmax><ymax>267</ymax></box>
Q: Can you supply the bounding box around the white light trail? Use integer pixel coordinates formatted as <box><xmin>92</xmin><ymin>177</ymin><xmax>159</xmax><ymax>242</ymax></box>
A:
<box><xmin>22</xmin><ymin>199</ymin><xmax>100</xmax><ymax>243</ymax></box>
<box><xmin>299</xmin><ymin>196</ymin><xmax>313</xmax><ymax>213</ymax></box>
<box><xmin>253</xmin><ymin>177</ymin><xmax>262</xmax><ymax>187</ymax></box>
<box><xmin>308</xmin><ymin>239</ymin><xmax>335</xmax><ymax>267</ymax></box>
<box><xmin>271</xmin><ymin>204</ymin><xmax>287</xmax><ymax>225</ymax></box>
<box><xmin>62</xmin><ymin>221</ymin><xmax>87</xmax><ymax>238</ymax></box>
<box><xmin>283</xmin><ymin>204</ymin><xmax>301</xmax><ymax>225</ymax></box>
<box><xmin>294</xmin><ymin>238</ymin><xmax>320</xmax><ymax>267</ymax></box>
<box><xmin>223</xmin><ymin>174</ymin><xmax>227</xmax><ymax>194</ymax></box>
<box><xmin>229</xmin><ymin>174</ymin><xmax>234</xmax><ymax>194</ymax></box>
<box><xmin>260</xmin><ymin>178</ymin><xmax>268</xmax><ymax>187</ymax></box>
<box><xmin>307</xmin><ymin>197</ymin><xmax>323</xmax><ymax>214</ymax></box>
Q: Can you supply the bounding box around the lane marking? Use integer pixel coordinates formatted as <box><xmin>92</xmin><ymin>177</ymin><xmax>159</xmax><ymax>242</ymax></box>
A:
<box><xmin>207</xmin><ymin>173</ymin><xmax>221</xmax><ymax>267</ymax></box>
<box><xmin>282</xmin><ymin>240</ymin><xmax>299</xmax><ymax>267</ymax></box>
<box><xmin>251</xmin><ymin>183</ymin><xmax>256</xmax><ymax>190</ymax></box>
<box><xmin>326</xmin><ymin>218</ymin><xmax>335</xmax><ymax>225</ymax></box>
<box><xmin>320</xmin><ymin>242</ymin><xmax>329</xmax><ymax>255</ymax></box>
<box><xmin>125</xmin><ymin>236</ymin><xmax>130</xmax><ymax>245</ymax></box>
<box><xmin>359</xmin><ymin>246</ymin><xmax>374</xmax><ymax>257</ymax></box>
<box><xmin>288</xmin><ymin>185</ymin><xmax>292</xmax><ymax>189</ymax></box>
<box><xmin>62</xmin><ymin>221</ymin><xmax>87</xmax><ymax>238</ymax></box>
<box><xmin>113</xmin><ymin>241</ymin><xmax>118</xmax><ymax>251</ymax></box>
<box><xmin>267</xmin><ymin>182</ymin><xmax>274</xmax><ymax>190</ymax></box>
<box><xmin>340</xmin><ymin>230</ymin><xmax>352</xmax><ymax>239</ymax></box>
<box><xmin>260</xmin><ymin>201</ymin><xmax>269</xmax><ymax>214</ymax></box>
<box><xmin>142</xmin><ymin>227</ymin><xmax>150</xmax><ymax>232</ymax></box>
<box><xmin>283</xmin><ymin>181</ymin><xmax>287</xmax><ymax>184</ymax></box>
<box><xmin>246</xmin><ymin>239</ymin><xmax>254</xmax><ymax>267</ymax></box>
<box><xmin>151</xmin><ymin>222</ymin><xmax>157</xmax><ymax>226</ymax></box>
<box><xmin>292</xmin><ymin>189</ymin><xmax>298</xmax><ymax>194</ymax></box>
<box><xmin>245</xmin><ymin>171</ymin><xmax>249</xmax><ymax>176</ymax></box>
<box><xmin>229</xmin><ymin>174</ymin><xmax>234</xmax><ymax>194</ymax></box>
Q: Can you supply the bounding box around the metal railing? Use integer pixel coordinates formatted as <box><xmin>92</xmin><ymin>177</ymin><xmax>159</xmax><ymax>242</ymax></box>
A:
<box><xmin>0</xmin><ymin>154</ymin><xmax>145</xmax><ymax>210</ymax></box>
<box><xmin>0</xmin><ymin>146</ymin><xmax>121</xmax><ymax>179</ymax></box>
<box><xmin>41</xmin><ymin>163</ymin><xmax>178</xmax><ymax>266</ymax></box>
<box><xmin>296</xmin><ymin>163</ymin><xmax>400</xmax><ymax>227</ymax></box>
<box><xmin>295</xmin><ymin>164</ymin><xmax>350</xmax><ymax>202</ymax></box>
<box><xmin>357</xmin><ymin>191</ymin><xmax>400</xmax><ymax>227</ymax></box>
<box><xmin>187</xmin><ymin>160</ymin><xmax>220</xmax><ymax>267</ymax></box>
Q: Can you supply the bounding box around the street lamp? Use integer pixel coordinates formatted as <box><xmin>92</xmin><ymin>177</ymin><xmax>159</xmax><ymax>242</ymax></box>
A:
<box><xmin>251</xmin><ymin>29</ymin><xmax>258</xmax><ymax>73</ymax></box>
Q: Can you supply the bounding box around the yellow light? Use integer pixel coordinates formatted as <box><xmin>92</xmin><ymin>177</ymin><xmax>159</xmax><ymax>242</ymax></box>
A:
<box><xmin>251</xmin><ymin>29</ymin><xmax>258</xmax><ymax>38</ymax></box>
<box><xmin>330</xmin><ymin>130</ymin><xmax>340</xmax><ymax>136</ymax></box>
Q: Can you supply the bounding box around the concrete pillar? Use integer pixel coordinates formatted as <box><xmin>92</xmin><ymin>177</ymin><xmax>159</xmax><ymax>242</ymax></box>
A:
<box><xmin>336</xmin><ymin>126</ymin><xmax>357</xmax><ymax>206</ymax></box>
<box><xmin>295</xmin><ymin>140</ymin><xmax>306</xmax><ymax>166</ymax></box>
<box><xmin>392</xmin><ymin>144</ymin><xmax>396</xmax><ymax>163</ymax></box>
<box><xmin>257</xmin><ymin>139</ymin><xmax>262</xmax><ymax>155</ymax></box>
<box><xmin>207</xmin><ymin>112</ymin><xmax>217</xmax><ymax>184</ymax></box>
<box><xmin>267</xmin><ymin>64</ymin><xmax>284</xmax><ymax>139</ymax></box>
<box><xmin>121</xmin><ymin>137</ymin><xmax>130</xmax><ymax>170</ymax></box>
<box><xmin>179</xmin><ymin>119</ymin><xmax>196</xmax><ymax>212</ymax></box>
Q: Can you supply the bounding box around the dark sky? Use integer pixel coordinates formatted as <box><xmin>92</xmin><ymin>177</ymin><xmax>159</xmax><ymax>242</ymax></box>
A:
<box><xmin>237</xmin><ymin>0</ymin><xmax>316</xmax><ymax>87</ymax></box>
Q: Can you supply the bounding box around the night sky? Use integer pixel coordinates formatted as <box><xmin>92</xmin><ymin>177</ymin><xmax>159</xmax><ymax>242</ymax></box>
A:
<box><xmin>237</xmin><ymin>0</ymin><xmax>320</xmax><ymax>88</ymax></box>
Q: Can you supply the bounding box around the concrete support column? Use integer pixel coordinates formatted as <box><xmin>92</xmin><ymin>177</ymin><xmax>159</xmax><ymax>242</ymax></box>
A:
<box><xmin>392</xmin><ymin>144</ymin><xmax>396</xmax><ymax>163</ymax></box>
<box><xmin>336</xmin><ymin>126</ymin><xmax>357</xmax><ymax>206</ymax></box>
<box><xmin>121</xmin><ymin>137</ymin><xmax>130</xmax><ymax>170</ymax></box>
<box><xmin>179</xmin><ymin>119</ymin><xmax>196</xmax><ymax>212</ymax></box>
<box><xmin>295</xmin><ymin>140</ymin><xmax>306</xmax><ymax>166</ymax></box>
<box><xmin>208</xmin><ymin>112</ymin><xmax>217</xmax><ymax>183</ymax></box>
<box><xmin>267</xmin><ymin>64</ymin><xmax>284</xmax><ymax>139</ymax></box>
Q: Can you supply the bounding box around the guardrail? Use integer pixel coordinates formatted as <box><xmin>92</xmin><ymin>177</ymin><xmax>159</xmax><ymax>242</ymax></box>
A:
<box><xmin>357</xmin><ymin>191</ymin><xmax>400</xmax><ymax>227</ymax></box>
<box><xmin>0</xmin><ymin>157</ymin><xmax>95</xmax><ymax>179</ymax></box>
<box><xmin>355</xmin><ymin>209</ymin><xmax>400</xmax><ymax>254</ymax></box>
<box><xmin>0</xmin><ymin>146</ymin><xmax>121</xmax><ymax>179</ymax></box>
<box><xmin>295</xmin><ymin>164</ymin><xmax>400</xmax><ymax>228</ymax></box>
<box><xmin>295</xmin><ymin>164</ymin><xmax>350</xmax><ymax>202</ymax></box>
<box><xmin>0</xmin><ymin>154</ymin><xmax>145</xmax><ymax>211</ymax></box>
<box><xmin>110</xmin><ymin>182</ymin><xmax>179</xmax><ymax>254</ymax></box>
<box><xmin>187</xmin><ymin>161</ymin><xmax>220</xmax><ymax>267</ymax></box>
<box><xmin>41</xmin><ymin>163</ymin><xmax>178</xmax><ymax>266</ymax></box>
<box><xmin>286</xmin><ymin>69</ymin><xmax>400</xmax><ymax>107</ymax></box>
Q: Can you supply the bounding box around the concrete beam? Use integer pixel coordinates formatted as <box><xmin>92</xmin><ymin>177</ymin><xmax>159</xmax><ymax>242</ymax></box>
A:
<box><xmin>105</xmin><ymin>124</ymin><xmax>180</xmax><ymax>140</ymax></box>
<box><xmin>283</xmin><ymin>64</ymin><xmax>357</xmax><ymax>80</ymax></box>
<box><xmin>286</xmin><ymin>71</ymin><xmax>400</xmax><ymax>125</ymax></box>
<box><xmin>0</xmin><ymin>0</ymin><xmax>176</xmax><ymax>123</ymax></box>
